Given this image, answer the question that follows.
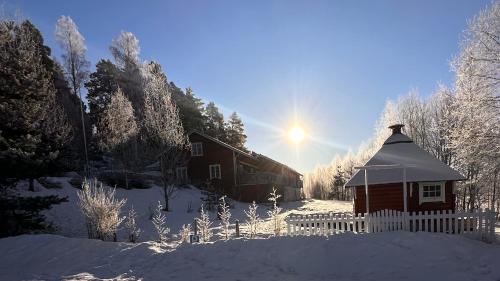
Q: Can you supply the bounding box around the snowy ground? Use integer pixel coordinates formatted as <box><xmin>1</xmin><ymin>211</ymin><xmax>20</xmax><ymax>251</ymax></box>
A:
<box><xmin>5</xmin><ymin>177</ymin><xmax>499</xmax><ymax>281</ymax></box>
<box><xmin>16</xmin><ymin>177</ymin><xmax>352</xmax><ymax>241</ymax></box>
<box><xmin>1</xmin><ymin>232</ymin><xmax>499</xmax><ymax>281</ymax></box>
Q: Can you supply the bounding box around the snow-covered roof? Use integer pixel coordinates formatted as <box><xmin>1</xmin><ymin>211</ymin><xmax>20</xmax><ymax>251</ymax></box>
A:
<box><xmin>344</xmin><ymin>132</ymin><xmax>466</xmax><ymax>187</ymax></box>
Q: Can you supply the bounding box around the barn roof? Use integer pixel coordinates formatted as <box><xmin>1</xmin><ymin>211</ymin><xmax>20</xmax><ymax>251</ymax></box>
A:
<box><xmin>189</xmin><ymin>131</ymin><xmax>302</xmax><ymax>176</ymax></box>
<box><xmin>344</xmin><ymin>126</ymin><xmax>466</xmax><ymax>187</ymax></box>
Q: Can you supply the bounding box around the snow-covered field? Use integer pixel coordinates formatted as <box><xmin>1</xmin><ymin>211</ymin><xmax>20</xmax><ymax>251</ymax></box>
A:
<box><xmin>1</xmin><ymin>232</ymin><xmax>499</xmax><ymax>281</ymax></box>
<box><xmin>17</xmin><ymin>177</ymin><xmax>352</xmax><ymax>241</ymax></box>
<box><xmin>4</xmin><ymin>177</ymin><xmax>499</xmax><ymax>281</ymax></box>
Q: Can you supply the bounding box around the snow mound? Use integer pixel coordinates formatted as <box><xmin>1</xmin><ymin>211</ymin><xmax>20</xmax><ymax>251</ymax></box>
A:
<box><xmin>0</xmin><ymin>232</ymin><xmax>499</xmax><ymax>281</ymax></box>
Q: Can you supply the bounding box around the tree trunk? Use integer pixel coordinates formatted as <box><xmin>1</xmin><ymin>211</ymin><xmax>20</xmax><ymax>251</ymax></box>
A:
<box><xmin>163</xmin><ymin>184</ymin><xmax>169</xmax><ymax>211</ymax></box>
<box><xmin>29</xmin><ymin>178</ymin><xmax>34</xmax><ymax>192</ymax></box>
<box><xmin>491</xmin><ymin>170</ymin><xmax>497</xmax><ymax>211</ymax></box>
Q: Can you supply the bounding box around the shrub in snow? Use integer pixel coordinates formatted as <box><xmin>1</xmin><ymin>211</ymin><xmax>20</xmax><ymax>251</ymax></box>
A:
<box><xmin>196</xmin><ymin>205</ymin><xmax>212</xmax><ymax>243</ymax></box>
<box><xmin>125</xmin><ymin>207</ymin><xmax>141</xmax><ymax>243</ymax></box>
<box><xmin>179</xmin><ymin>224</ymin><xmax>191</xmax><ymax>244</ymax></box>
<box><xmin>218</xmin><ymin>196</ymin><xmax>232</xmax><ymax>240</ymax></box>
<box><xmin>268</xmin><ymin>187</ymin><xmax>283</xmax><ymax>237</ymax></box>
<box><xmin>152</xmin><ymin>201</ymin><xmax>169</xmax><ymax>244</ymax></box>
<box><xmin>244</xmin><ymin>201</ymin><xmax>260</xmax><ymax>239</ymax></box>
<box><xmin>78</xmin><ymin>179</ymin><xmax>126</xmax><ymax>241</ymax></box>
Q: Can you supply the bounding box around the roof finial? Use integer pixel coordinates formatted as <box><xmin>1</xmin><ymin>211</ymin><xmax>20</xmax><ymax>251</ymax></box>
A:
<box><xmin>388</xmin><ymin>124</ymin><xmax>404</xmax><ymax>135</ymax></box>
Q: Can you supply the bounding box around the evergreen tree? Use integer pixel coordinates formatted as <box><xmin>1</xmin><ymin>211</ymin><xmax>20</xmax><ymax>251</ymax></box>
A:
<box><xmin>170</xmin><ymin>85</ymin><xmax>205</xmax><ymax>133</ymax></box>
<box><xmin>204</xmin><ymin>102</ymin><xmax>226</xmax><ymax>141</ymax></box>
<box><xmin>85</xmin><ymin>59</ymin><xmax>119</xmax><ymax>135</ymax></box>
<box><xmin>225</xmin><ymin>112</ymin><xmax>247</xmax><ymax>151</ymax></box>
<box><xmin>0</xmin><ymin>20</ymin><xmax>70</xmax><ymax>236</ymax></box>
<box><xmin>0</xmin><ymin>20</ymin><xmax>71</xmax><ymax>187</ymax></box>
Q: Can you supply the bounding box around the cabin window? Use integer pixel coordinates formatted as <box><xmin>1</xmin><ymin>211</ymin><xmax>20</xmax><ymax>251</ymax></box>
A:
<box><xmin>418</xmin><ymin>182</ymin><xmax>445</xmax><ymax>204</ymax></box>
<box><xmin>209</xmin><ymin>164</ymin><xmax>221</xmax><ymax>179</ymax></box>
<box><xmin>176</xmin><ymin>167</ymin><xmax>188</xmax><ymax>182</ymax></box>
<box><xmin>191</xmin><ymin>142</ymin><xmax>203</xmax><ymax>156</ymax></box>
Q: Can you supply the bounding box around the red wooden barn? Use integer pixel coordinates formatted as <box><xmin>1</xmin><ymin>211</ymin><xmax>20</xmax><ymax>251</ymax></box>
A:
<box><xmin>182</xmin><ymin>131</ymin><xmax>303</xmax><ymax>202</ymax></box>
<box><xmin>344</xmin><ymin>124</ymin><xmax>466</xmax><ymax>215</ymax></box>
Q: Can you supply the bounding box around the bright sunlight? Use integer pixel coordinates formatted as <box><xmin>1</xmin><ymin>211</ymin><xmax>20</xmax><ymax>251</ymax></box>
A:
<box><xmin>289</xmin><ymin>126</ymin><xmax>305</xmax><ymax>144</ymax></box>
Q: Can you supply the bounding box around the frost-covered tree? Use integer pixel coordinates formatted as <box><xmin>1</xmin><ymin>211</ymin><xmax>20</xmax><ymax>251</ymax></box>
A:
<box><xmin>218</xmin><ymin>196</ymin><xmax>231</xmax><ymax>240</ymax></box>
<box><xmin>225</xmin><ymin>112</ymin><xmax>247</xmax><ymax>151</ymax></box>
<box><xmin>152</xmin><ymin>201</ymin><xmax>169</xmax><ymax>244</ymax></box>
<box><xmin>109</xmin><ymin>31</ymin><xmax>143</xmax><ymax>121</ymax></box>
<box><xmin>450</xmin><ymin>0</ymin><xmax>500</xmax><ymax>212</ymax></box>
<box><xmin>55</xmin><ymin>15</ymin><xmax>90</xmax><ymax>174</ymax></box>
<box><xmin>142</xmin><ymin>62</ymin><xmax>189</xmax><ymax>210</ymax></box>
<box><xmin>267</xmin><ymin>188</ymin><xmax>283</xmax><ymax>236</ymax></box>
<box><xmin>179</xmin><ymin>224</ymin><xmax>191</xmax><ymax>244</ymax></box>
<box><xmin>78</xmin><ymin>179</ymin><xmax>126</xmax><ymax>241</ymax></box>
<box><xmin>244</xmin><ymin>201</ymin><xmax>260</xmax><ymax>239</ymax></box>
<box><xmin>196</xmin><ymin>205</ymin><xmax>212</xmax><ymax>242</ymax></box>
<box><xmin>99</xmin><ymin>88</ymin><xmax>138</xmax><ymax>189</ymax></box>
<box><xmin>110</xmin><ymin>31</ymin><xmax>141</xmax><ymax>69</ymax></box>
<box><xmin>125</xmin><ymin>207</ymin><xmax>140</xmax><ymax>243</ymax></box>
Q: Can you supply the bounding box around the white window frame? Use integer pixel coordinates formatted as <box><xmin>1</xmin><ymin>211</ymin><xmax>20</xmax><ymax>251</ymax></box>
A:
<box><xmin>418</xmin><ymin>182</ymin><xmax>445</xmax><ymax>204</ymax></box>
<box><xmin>209</xmin><ymin>164</ymin><xmax>221</xmax><ymax>179</ymax></box>
<box><xmin>191</xmin><ymin>142</ymin><xmax>203</xmax><ymax>157</ymax></box>
<box><xmin>176</xmin><ymin>167</ymin><xmax>188</xmax><ymax>182</ymax></box>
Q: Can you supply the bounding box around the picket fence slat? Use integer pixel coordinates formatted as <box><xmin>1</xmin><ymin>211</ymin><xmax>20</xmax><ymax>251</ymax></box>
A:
<box><xmin>286</xmin><ymin>209</ymin><xmax>496</xmax><ymax>243</ymax></box>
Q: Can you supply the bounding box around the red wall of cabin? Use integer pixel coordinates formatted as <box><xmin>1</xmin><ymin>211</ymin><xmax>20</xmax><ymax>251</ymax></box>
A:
<box><xmin>354</xmin><ymin>181</ymin><xmax>455</xmax><ymax>215</ymax></box>
<box><xmin>187</xmin><ymin>134</ymin><xmax>236</xmax><ymax>196</ymax></box>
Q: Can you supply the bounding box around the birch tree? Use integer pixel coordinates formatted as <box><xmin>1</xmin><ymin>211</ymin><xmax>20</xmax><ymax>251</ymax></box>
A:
<box><xmin>55</xmin><ymin>16</ymin><xmax>90</xmax><ymax>175</ymax></box>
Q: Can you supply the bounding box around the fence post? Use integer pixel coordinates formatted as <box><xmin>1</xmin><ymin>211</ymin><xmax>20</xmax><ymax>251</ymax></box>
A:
<box><xmin>235</xmin><ymin>219</ymin><xmax>240</xmax><ymax>238</ymax></box>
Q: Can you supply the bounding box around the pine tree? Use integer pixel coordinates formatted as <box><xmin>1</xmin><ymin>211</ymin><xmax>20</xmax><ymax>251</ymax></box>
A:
<box><xmin>152</xmin><ymin>201</ymin><xmax>169</xmax><ymax>244</ymax></box>
<box><xmin>0</xmin><ymin>20</ymin><xmax>71</xmax><ymax>236</ymax></box>
<box><xmin>218</xmin><ymin>196</ymin><xmax>232</xmax><ymax>240</ymax></box>
<box><xmin>0</xmin><ymin>20</ymin><xmax>72</xmax><ymax>187</ymax></box>
<box><xmin>170</xmin><ymin>85</ymin><xmax>206</xmax><ymax>133</ymax></box>
<box><xmin>267</xmin><ymin>187</ymin><xmax>283</xmax><ymax>236</ymax></box>
<box><xmin>85</xmin><ymin>59</ymin><xmax>119</xmax><ymax>135</ymax></box>
<box><xmin>225</xmin><ymin>112</ymin><xmax>247</xmax><ymax>151</ymax></box>
<box><xmin>204</xmin><ymin>102</ymin><xmax>226</xmax><ymax>141</ymax></box>
<box><xmin>244</xmin><ymin>201</ymin><xmax>260</xmax><ymax>238</ymax></box>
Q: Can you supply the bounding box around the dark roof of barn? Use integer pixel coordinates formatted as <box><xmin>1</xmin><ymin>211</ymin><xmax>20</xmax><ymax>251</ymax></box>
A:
<box><xmin>189</xmin><ymin>131</ymin><xmax>302</xmax><ymax>176</ymax></box>
<box><xmin>344</xmin><ymin>132</ymin><xmax>466</xmax><ymax>187</ymax></box>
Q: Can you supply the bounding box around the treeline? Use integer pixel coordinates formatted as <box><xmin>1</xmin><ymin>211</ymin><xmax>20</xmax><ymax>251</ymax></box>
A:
<box><xmin>0</xmin><ymin>14</ymin><xmax>247</xmax><ymax>236</ymax></box>
<box><xmin>305</xmin><ymin>1</ymin><xmax>499</xmax><ymax>214</ymax></box>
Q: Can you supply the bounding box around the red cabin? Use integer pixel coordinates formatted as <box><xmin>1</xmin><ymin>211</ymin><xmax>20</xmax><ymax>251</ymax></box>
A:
<box><xmin>344</xmin><ymin>124</ymin><xmax>466</xmax><ymax>215</ymax></box>
<box><xmin>183</xmin><ymin>131</ymin><xmax>303</xmax><ymax>202</ymax></box>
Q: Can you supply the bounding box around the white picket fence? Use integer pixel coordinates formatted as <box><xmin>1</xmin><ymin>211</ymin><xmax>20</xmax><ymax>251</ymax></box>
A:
<box><xmin>285</xmin><ymin>209</ymin><xmax>497</xmax><ymax>243</ymax></box>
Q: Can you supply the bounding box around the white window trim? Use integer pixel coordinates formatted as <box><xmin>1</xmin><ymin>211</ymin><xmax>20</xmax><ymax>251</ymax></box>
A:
<box><xmin>191</xmin><ymin>142</ymin><xmax>203</xmax><ymax>157</ymax></box>
<box><xmin>418</xmin><ymin>181</ymin><xmax>445</xmax><ymax>204</ymax></box>
<box><xmin>209</xmin><ymin>164</ymin><xmax>221</xmax><ymax>179</ymax></box>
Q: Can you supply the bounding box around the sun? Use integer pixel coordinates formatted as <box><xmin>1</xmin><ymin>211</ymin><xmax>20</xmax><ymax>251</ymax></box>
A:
<box><xmin>289</xmin><ymin>126</ymin><xmax>305</xmax><ymax>144</ymax></box>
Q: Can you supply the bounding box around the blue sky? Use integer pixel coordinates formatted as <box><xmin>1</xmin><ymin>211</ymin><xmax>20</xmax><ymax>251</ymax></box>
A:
<box><xmin>9</xmin><ymin>0</ymin><xmax>491</xmax><ymax>172</ymax></box>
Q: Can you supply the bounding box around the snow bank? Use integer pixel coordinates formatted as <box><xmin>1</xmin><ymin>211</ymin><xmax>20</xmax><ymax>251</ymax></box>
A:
<box><xmin>0</xmin><ymin>232</ymin><xmax>499</xmax><ymax>281</ymax></box>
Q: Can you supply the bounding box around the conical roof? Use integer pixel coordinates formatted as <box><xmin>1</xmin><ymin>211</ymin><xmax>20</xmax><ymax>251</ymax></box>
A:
<box><xmin>344</xmin><ymin>130</ymin><xmax>466</xmax><ymax>187</ymax></box>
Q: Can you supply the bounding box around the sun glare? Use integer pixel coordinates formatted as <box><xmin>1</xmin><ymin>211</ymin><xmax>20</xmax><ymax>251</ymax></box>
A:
<box><xmin>289</xmin><ymin>126</ymin><xmax>305</xmax><ymax>144</ymax></box>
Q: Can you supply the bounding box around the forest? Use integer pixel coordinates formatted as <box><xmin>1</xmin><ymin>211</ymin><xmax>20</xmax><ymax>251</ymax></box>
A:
<box><xmin>0</xmin><ymin>13</ymin><xmax>247</xmax><ymax>237</ymax></box>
